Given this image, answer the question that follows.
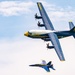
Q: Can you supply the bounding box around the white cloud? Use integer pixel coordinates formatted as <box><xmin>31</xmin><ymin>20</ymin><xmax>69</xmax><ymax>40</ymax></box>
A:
<box><xmin>38</xmin><ymin>1</ymin><xmax>75</xmax><ymax>22</ymax></box>
<box><xmin>0</xmin><ymin>0</ymin><xmax>75</xmax><ymax>23</ymax></box>
<box><xmin>0</xmin><ymin>1</ymin><xmax>35</xmax><ymax>16</ymax></box>
<box><xmin>0</xmin><ymin>37</ymin><xmax>75</xmax><ymax>75</ymax></box>
<box><xmin>48</xmin><ymin>7</ymin><xmax>75</xmax><ymax>22</ymax></box>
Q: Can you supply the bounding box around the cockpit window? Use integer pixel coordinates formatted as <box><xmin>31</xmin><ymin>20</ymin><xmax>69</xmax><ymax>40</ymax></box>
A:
<box><xmin>28</xmin><ymin>31</ymin><xmax>32</xmax><ymax>35</ymax></box>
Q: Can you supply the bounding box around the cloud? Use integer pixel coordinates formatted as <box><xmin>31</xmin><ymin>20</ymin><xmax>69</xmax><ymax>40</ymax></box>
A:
<box><xmin>48</xmin><ymin>7</ymin><xmax>75</xmax><ymax>22</ymax></box>
<box><xmin>0</xmin><ymin>1</ymin><xmax>35</xmax><ymax>16</ymax></box>
<box><xmin>0</xmin><ymin>38</ymin><xmax>51</xmax><ymax>75</ymax></box>
<box><xmin>0</xmin><ymin>37</ymin><xmax>75</xmax><ymax>75</ymax></box>
<box><xmin>0</xmin><ymin>0</ymin><xmax>75</xmax><ymax>22</ymax></box>
<box><xmin>38</xmin><ymin>1</ymin><xmax>75</xmax><ymax>22</ymax></box>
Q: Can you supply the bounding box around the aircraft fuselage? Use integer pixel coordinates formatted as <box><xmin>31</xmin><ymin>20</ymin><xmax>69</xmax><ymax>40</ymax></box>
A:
<box><xmin>24</xmin><ymin>30</ymin><xmax>74</xmax><ymax>41</ymax></box>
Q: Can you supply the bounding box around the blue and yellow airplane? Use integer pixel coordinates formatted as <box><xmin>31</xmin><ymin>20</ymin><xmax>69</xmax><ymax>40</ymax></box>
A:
<box><xmin>24</xmin><ymin>2</ymin><xmax>75</xmax><ymax>61</ymax></box>
<box><xmin>29</xmin><ymin>60</ymin><xmax>55</xmax><ymax>72</ymax></box>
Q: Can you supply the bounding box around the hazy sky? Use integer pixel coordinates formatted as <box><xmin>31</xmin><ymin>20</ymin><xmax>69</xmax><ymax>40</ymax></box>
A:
<box><xmin>0</xmin><ymin>0</ymin><xmax>75</xmax><ymax>75</ymax></box>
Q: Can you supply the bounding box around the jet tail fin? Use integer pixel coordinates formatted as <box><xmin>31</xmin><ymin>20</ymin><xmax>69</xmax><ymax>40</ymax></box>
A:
<box><xmin>69</xmin><ymin>22</ymin><xmax>75</xmax><ymax>38</ymax></box>
<box><xmin>47</xmin><ymin>61</ymin><xmax>52</xmax><ymax>65</ymax></box>
<box><xmin>50</xmin><ymin>64</ymin><xmax>55</xmax><ymax>70</ymax></box>
<box><xmin>48</xmin><ymin>64</ymin><xmax>55</xmax><ymax>71</ymax></box>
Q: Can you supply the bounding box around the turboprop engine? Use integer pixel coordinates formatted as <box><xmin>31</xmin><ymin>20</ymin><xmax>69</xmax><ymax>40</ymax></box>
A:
<box><xmin>35</xmin><ymin>13</ymin><xmax>42</xmax><ymax>19</ymax></box>
<box><xmin>37</xmin><ymin>21</ymin><xmax>45</xmax><ymax>27</ymax></box>
<box><xmin>47</xmin><ymin>43</ymin><xmax>54</xmax><ymax>49</ymax></box>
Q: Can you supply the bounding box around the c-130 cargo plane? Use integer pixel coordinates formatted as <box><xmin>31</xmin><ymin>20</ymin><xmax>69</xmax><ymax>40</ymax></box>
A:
<box><xmin>24</xmin><ymin>2</ymin><xmax>75</xmax><ymax>61</ymax></box>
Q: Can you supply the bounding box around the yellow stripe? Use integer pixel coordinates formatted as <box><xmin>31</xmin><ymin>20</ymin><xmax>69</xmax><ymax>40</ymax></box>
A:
<box><xmin>60</xmin><ymin>60</ymin><xmax>65</xmax><ymax>62</ymax></box>
<box><xmin>38</xmin><ymin>3</ymin><xmax>42</xmax><ymax>10</ymax></box>
<box><xmin>69</xmin><ymin>20</ymin><xmax>72</xmax><ymax>22</ymax></box>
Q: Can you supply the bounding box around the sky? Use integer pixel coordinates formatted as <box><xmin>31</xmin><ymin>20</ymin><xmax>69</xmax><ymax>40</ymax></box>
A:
<box><xmin>0</xmin><ymin>0</ymin><xmax>75</xmax><ymax>75</ymax></box>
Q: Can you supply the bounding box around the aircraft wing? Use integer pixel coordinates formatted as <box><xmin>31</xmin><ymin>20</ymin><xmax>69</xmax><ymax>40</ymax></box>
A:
<box><xmin>37</xmin><ymin>2</ymin><xmax>65</xmax><ymax>61</ymax></box>
<box><xmin>48</xmin><ymin>33</ymin><xmax>65</xmax><ymax>61</ymax></box>
<box><xmin>43</xmin><ymin>66</ymin><xmax>50</xmax><ymax>72</ymax></box>
<box><xmin>37</xmin><ymin>2</ymin><xmax>54</xmax><ymax>30</ymax></box>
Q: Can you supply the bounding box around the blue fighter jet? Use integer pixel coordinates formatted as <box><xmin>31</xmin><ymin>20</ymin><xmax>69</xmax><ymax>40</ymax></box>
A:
<box><xmin>29</xmin><ymin>60</ymin><xmax>55</xmax><ymax>72</ymax></box>
<box><xmin>24</xmin><ymin>2</ymin><xmax>75</xmax><ymax>61</ymax></box>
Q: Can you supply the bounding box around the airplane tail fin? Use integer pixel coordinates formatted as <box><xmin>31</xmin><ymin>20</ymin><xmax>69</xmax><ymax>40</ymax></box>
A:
<box><xmin>47</xmin><ymin>61</ymin><xmax>55</xmax><ymax>70</ymax></box>
<box><xmin>49</xmin><ymin>64</ymin><xmax>55</xmax><ymax>70</ymax></box>
<box><xmin>69</xmin><ymin>22</ymin><xmax>75</xmax><ymax>38</ymax></box>
<box><xmin>47</xmin><ymin>61</ymin><xmax>52</xmax><ymax>65</ymax></box>
<box><xmin>69</xmin><ymin>22</ymin><xmax>75</xmax><ymax>31</ymax></box>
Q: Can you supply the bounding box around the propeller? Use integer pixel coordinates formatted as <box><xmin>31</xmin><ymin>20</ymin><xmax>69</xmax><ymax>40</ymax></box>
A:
<box><xmin>46</xmin><ymin>43</ymin><xmax>49</xmax><ymax>50</ymax></box>
<box><xmin>47</xmin><ymin>43</ymin><xmax>49</xmax><ymax>48</ymax></box>
<box><xmin>37</xmin><ymin>21</ymin><xmax>41</xmax><ymax>27</ymax></box>
<box><xmin>35</xmin><ymin>13</ymin><xmax>37</xmax><ymax>18</ymax></box>
<box><xmin>35</xmin><ymin>13</ymin><xmax>42</xmax><ymax>20</ymax></box>
<box><xmin>35</xmin><ymin>13</ymin><xmax>37</xmax><ymax>20</ymax></box>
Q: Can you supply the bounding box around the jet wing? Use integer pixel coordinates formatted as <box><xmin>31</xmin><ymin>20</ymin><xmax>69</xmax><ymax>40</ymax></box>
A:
<box><xmin>37</xmin><ymin>2</ymin><xmax>65</xmax><ymax>61</ymax></box>
<box><xmin>43</xmin><ymin>66</ymin><xmax>50</xmax><ymax>72</ymax></box>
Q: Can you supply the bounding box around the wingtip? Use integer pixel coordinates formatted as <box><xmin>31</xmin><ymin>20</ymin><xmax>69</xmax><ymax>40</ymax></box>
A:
<box><xmin>69</xmin><ymin>20</ymin><xmax>72</xmax><ymax>22</ymax></box>
<box><xmin>60</xmin><ymin>58</ymin><xmax>65</xmax><ymax>61</ymax></box>
<box><xmin>37</xmin><ymin>2</ymin><xmax>41</xmax><ymax>4</ymax></box>
<box><xmin>60</xmin><ymin>60</ymin><xmax>65</xmax><ymax>62</ymax></box>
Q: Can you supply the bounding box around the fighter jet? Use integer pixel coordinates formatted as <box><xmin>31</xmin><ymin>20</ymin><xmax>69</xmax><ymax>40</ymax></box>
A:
<box><xmin>29</xmin><ymin>60</ymin><xmax>55</xmax><ymax>72</ymax></box>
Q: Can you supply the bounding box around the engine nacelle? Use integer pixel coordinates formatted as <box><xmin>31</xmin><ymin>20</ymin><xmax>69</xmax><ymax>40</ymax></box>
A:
<box><xmin>47</xmin><ymin>43</ymin><xmax>54</xmax><ymax>49</ymax></box>
<box><xmin>37</xmin><ymin>21</ymin><xmax>45</xmax><ymax>27</ymax></box>
<box><xmin>41</xmin><ymin>38</ymin><xmax>50</xmax><ymax>41</ymax></box>
<box><xmin>35</xmin><ymin>13</ymin><xmax>42</xmax><ymax>19</ymax></box>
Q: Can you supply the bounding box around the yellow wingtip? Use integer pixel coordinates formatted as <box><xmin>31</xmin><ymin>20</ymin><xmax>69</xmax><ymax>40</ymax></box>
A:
<box><xmin>60</xmin><ymin>60</ymin><xmax>65</xmax><ymax>62</ymax></box>
<box><xmin>38</xmin><ymin>2</ymin><xmax>42</xmax><ymax>10</ymax></box>
<box><xmin>69</xmin><ymin>20</ymin><xmax>72</xmax><ymax>22</ymax></box>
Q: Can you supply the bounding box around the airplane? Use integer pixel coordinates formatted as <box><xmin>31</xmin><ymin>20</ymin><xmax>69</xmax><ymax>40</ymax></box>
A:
<box><xmin>24</xmin><ymin>2</ymin><xmax>75</xmax><ymax>61</ymax></box>
<box><xmin>29</xmin><ymin>60</ymin><xmax>55</xmax><ymax>72</ymax></box>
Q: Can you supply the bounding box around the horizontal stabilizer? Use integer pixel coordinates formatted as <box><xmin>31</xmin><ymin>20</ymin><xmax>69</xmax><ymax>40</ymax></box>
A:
<box><xmin>50</xmin><ymin>64</ymin><xmax>56</xmax><ymax>70</ymax></box>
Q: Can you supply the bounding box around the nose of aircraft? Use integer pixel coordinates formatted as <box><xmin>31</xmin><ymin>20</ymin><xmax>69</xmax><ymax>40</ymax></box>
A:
<box><xmin>24</xmin><ymin>32</ymin><xmax>29</xmax><ymax>36</ymax></box>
